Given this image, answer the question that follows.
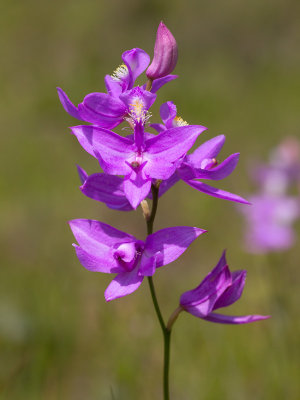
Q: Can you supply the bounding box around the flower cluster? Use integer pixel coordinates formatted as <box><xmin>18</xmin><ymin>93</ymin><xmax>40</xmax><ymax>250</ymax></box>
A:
<box><xmin>239</xmin><ymin>137</ymin><xmax>300</xmax><ymax>253</ymax></box>
<box><xmin>59</xmin><ymin>21</ymin><xmax>267</xmax><ymax>326</ymax></box>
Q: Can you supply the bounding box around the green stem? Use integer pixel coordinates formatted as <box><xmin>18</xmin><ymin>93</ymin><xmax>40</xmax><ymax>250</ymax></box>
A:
<box><xmin>148</xmin><ymin>276</ymin><xmax>165</xmax><ymax>334</ymax></box>
<box><xmin>147</xmin><ymin>277</ymin><xmax>171</xmax><ymax>399</ymax></box>
<box><xmin>145</xmin><ymin>182</ymin><xmax>171</xmax><ymax>400</ymax></box>
<box><xmin>146</xmin><ymin>183</ymin><xmax>160</xmax><ymax>235</ymax></box>
<box><xmin>163</xmin><ymin>329</ymin><xmax>171</xmax><ymax>400</ymax></box>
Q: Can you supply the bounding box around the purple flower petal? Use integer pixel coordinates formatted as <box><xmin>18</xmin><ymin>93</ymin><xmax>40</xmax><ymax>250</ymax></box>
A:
<box><xmin>139</xmin><ymin>253</ymin><xmax>158</xmax><ymax>276</ymax></box>
<box><xmin>73</xmin><ymin>244</ymin><xmax>122</xmax><ymax>273</ymax></box>
<box><xmin>69</xmin><ymin>219</ymin><xmax>136</xmax><ymax>255</ymax></box>
<box><xmin>104</xmin><ymin>74</ymin><xmax>123</xmax><ymax>97</ymax></box>
<box><xmin>80</xmin><ymin>173</ymin><xmax>133</xmax><ymax>211</ymax></box>
<box><xmin>76</xmin><ymin>165</ymin><xmax>88</xmax><ymax>184</ymax></box>
<box><xmin>180</xmin><ymin>251</ymin><xmax>270</xmax><ymax>324</ymax></box>
<box><xmin>213</xmin><ymin>270</ymin><xmax>247</xmax><ymax>310</ymax></box>
<box><xmin>145</xmin><ymin>226</ymin><xmax>206</xmax><ymax>268</ymax></box>
<box><xmin>104</xmin><ymin>268</ymin><xmax>144</xmax><ymax>301</ymax></box>
<box><xmin>70</xmin><ymin>125</ymin><xmax>134</xmax><ymax>175</ymax></box>
<box><xmin>77</xmin><ymin>103</ymin><xmax>124</xmax><ymax>129</ymax></box>
<box><xmin>176</xmin><ymin>162</ymin><xmax>198</xmax><ymax>181</ymax></box>
<box><xmin>122</xmin><ymin>48</ymin><xmax>150</xmax><ymax>89</ymax></box>
<box><xmin>57</xmin><ymin>87</ymin><xmax>82</xmax><ymax>120</ymax></box>
<box><xmin>160</xmin><ymin>101</ymin><xmax>177</xmax><ymax>128</ymax></box>
<box><xmin>180</xmin><ymin>266</ymin><xmax>232</xmax><ymax>317</ymax></box>
<box><xmin>150</xmin><ymin>75</ymin><xmax>178</xmax><ymax>93</ymax></box>
<box><xmin>192</xmin><ymin>153</ymin><xmax>240</xmax><ymax>180</ymax></box>
<box><xmin>202</xmin><ymin>313</ymin><xmax>270</xmax><ymax>324</ymax></box>
<box><xmin>180</xmin><ymin>251</ymin><xmax>227</xmax><ymax>306</ymax></box>
<box><xmin>144</xmin><ymin>125</ymin><xmax>207</xmax><ymax>179</ymax></box>
<box><xmin>123</xmin><ymin>167</ymin><xmax>152</xmax><ymax>209</ymax></box>
<box><xmin>82</xmin><ymin>92</ymin><xmax>126</xmax><ymax>121</ymax></box>
<box><xmin>186</xmin><ymin>135</ymin><xmax>226</xmax><ymax>168</ymax></box>
<box><xmin>146</xmin><ymin>125</ymin><xmax>207</xmax><ymax>159</ymax></box>
<box><xmin>185</xmin><ymin>180</ymin><xmax>250</xmax><ymax>204</ymax></box>
<box><xmin>143</xmin><ymin>157</ymin><xmax>177</xmax><ymax>180</ymax></box>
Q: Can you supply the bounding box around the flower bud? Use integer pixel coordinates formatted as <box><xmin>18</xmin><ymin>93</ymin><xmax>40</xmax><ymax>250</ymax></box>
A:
<box><xmin>146</xmin><ymin>21</ymin><xmax>178</xmax><ymax>80</ymax></box>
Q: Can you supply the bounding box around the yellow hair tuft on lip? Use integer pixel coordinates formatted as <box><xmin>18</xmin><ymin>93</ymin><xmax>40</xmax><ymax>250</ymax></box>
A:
<box><xmin>111</xmin><ymin>64</ymin><xmax>129</xmax><ymax>82</ymax></box>
<box><xmin>173</xmin><ymin>115</ymin><xmax>188</xmax><ymax>127</ymax></box>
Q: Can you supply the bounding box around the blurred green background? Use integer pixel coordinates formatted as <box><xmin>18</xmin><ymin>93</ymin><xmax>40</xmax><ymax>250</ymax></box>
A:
<box><xmin>1</xmin><ymin>0</ymin><xmax>299</xmax><ymax>399</ymax></box>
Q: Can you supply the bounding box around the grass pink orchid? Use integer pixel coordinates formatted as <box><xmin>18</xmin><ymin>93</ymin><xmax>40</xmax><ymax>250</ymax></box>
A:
<box><xmin>179</xmin><ymin>251</ymin><xmax>269</xmax><ymax>324</ymax></box>
<box><xmin>57</xmin><ymin>48</ymin><xmax>177</xmax><ymax>129</ymax></box>
<box><xmin>71</xmin><ymin>120</ymin><xmax>207</xmax><ymax>209</ymax></box>
<box><xmin>60</xmin><ymin>22</ymin><xmax>270</xmax><ymax>399</ymax></box>
<box><xmin>69</xmin><ymin>219</ymin><xmax>206</xmax><ymax>301</ymax></box>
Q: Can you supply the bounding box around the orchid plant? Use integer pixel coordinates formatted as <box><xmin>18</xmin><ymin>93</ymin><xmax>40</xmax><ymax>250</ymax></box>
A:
<box><xmin>58</xmin><ymin>21</ymin><xmax>269</xmax><ymax>399</ymax></box>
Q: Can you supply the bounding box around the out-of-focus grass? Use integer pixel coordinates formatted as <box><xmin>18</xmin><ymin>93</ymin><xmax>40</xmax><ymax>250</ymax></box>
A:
<box><xmin>0</xmin><ymin>0</ymin><xmax>299</xmax><ymax>399</ymax></box>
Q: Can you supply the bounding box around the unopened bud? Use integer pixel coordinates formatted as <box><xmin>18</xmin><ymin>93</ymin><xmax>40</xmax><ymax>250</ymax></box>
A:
<box><xmin>146</xmin><ymin>22</ymin><xmax>178</xmax><ymax>80</ymax></box>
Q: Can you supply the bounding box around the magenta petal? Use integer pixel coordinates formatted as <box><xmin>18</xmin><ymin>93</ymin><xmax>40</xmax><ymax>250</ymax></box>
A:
<box><xmin>145</xmin><ymin>226</ymin><xmax>206</xmax><ymax>268</ymax></box>
<box><xmin>139</xmin><ymin>253</ymin><xmax>158</xmax><ymax>276</ymax></box>
<box><xmin>143</xmin><ymin>157</ymin><xmax>176</xmax><ymax>180</ymax></box>
<box><xmin>180</xmin><ymin>267</ymin><xmax>232</xmax><ymax>317</ymax></box>
<box><xmin>213</xmin><ymin>270</ymin><xmax>247</xmax><ymax>310</ymax></box>
<box><xmin>180</xmin><ymin>251</ymin><xmax>270</xmax><ymax>324</ymax></box>
<box><xmin>83</xmin><ymin>92</ymin><xmax>126</xmax><ymax>117</ymax></box>
<box><xmin>74</xmin><ymin>244</ymin><xmax>122</xmax><ymax>273</ymax></box>
<box><xmin>57</xmin><ymin>87</ymin><xmax>82</xmax><ymax>120</ymax></box>
<box><xmin>193</xmin><ymin>153</ymin><xmax>240</xmax><ymax>180</ymax></box>
<box><xmin>180</xmin><ymin>251</ymin><xmax>228</xmax><ymax>306</ymax></box>
<box><xmin>122</xmin><ymin>48</ymin><xmax>150</xmax><ymax>89</ymax></box>
<box><xmin>81</xmin><ymin>173</ymin><xmax>133</xmax><ymax>211</ymax></box>
<box><xmin>160</xmin><ymin>101</ymin><xmax>177</xmax><ymax>128</ymax></box>
<box><xmin>123</xmin><ymin>169</ymin><xmax>152</xmax><ymax>209</ymax></box>
<box><xmin>177</xmin><ymin>162</ymin><xmax>198</xmax><ymax>181</ymax></box>
<box><xmin>69</xmin><ymin>219</ymin><xmax>136</xmax><ymax>254</ymax></box>
<box><xmin>150</xmin><ymin>75</ymin><xmax>178</xmax><ymax>93</ymax></box>
<box><xmin>77</xmin><ymin>104</ymin><xmax>124</xmax><ymax>129</ymax></box>
<box><xmin>186</xmin><ymin>135</ymin><xmax>225</xmax><ymax>167</ymax></box>
<box><xmin>71</xmin><ymin>125</ymin><xmax>133</xmax><ymax>175</ymax></box>
<box><xmin>202</xmin><ymin>313</ymin><xmax>270</xmax><ymax>324</ymax></box>
<box><xmin>199</xmin><ymin>250</ymin><xmax>228</xmax><ymax>286</ymax></box>
<box><xmin>145</xmin><ymin>125</ymin><xmax>207</xmax><ymax>179</ymax></box>
<box><xmin>104</xmin><ymin>75</ymin><xmax>123</xmax><ymax>97</ymax></box>
<box><xmin>76</xmin><ymin>165</ymin><xmax>88</xmax><ymax>184</ymax></box>
<box><xmin>185</xmin><ymin>180</ymin><xmax>250</xmax><ymax>204</ymax></box>
<box><xmin>146</xmin><ymin>125</ymin><xmax>207</xmax><ymax>160</ymax></box>
<box><xmin>104</xmin><ymin>269</ymin><xmax>144</xmax><ymax>301</ymax></box>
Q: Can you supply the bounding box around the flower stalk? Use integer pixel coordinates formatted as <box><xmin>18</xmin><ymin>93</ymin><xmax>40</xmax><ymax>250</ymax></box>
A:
<box><xmin>146</xmin><ymin>182</ymin><xmax>173</xmax><ymax>400</ymax></box>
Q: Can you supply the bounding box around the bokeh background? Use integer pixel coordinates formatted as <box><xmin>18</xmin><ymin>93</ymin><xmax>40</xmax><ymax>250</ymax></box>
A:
<box><xmin>1</xmin><ymin>0</ymin><xmax>299</xmax><ymax>399</ymax></box>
